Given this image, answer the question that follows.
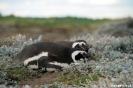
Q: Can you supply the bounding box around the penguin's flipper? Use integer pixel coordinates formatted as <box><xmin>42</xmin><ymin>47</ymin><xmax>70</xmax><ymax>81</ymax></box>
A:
<box><xmin>38</xmin><ymin>56</ymin><xmax>62</xmax><ymax>72</ymax></box>
<box><xmin>38</xmin><ymin>56</ymin><xmax>50</xmax><ymax>69</ymax></box>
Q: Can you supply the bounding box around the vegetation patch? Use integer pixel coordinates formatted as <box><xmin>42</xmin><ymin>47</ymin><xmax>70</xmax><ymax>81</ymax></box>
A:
<box><xmin>0</xmin><ymin>15</ymin><xmax>113</xmax><ymax>30</ymax></box>
<box><xmin>1</xmin><ymin>34</ymin><xmax>133</xmax><ymax>87</ymax></box>
<box><xmin>0</xmin><ymin>61</ymin><xmax>42</xmax><ymax>82</ymax></box>
<box><xmin>54</xmin><ymin>73</ymin><xmax>99</xmax><ymax>85</ymax></box>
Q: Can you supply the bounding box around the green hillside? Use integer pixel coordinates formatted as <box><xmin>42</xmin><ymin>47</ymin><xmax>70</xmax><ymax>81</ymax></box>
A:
<box><xmin>0</xmin><ymin>15</ymin><xmax>112</xmax><ymax>30</ymax></box>
<box><xmin>0</xmin><ymin>15</ymin><xmax>117</xmax><ymax>41</ymax></box>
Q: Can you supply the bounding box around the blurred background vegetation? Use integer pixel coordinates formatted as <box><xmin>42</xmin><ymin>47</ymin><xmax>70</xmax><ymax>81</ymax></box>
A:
<box><xmin>0</xmin><ymin>13</ymin><xmax>122</xmax><ymax>41</ymax></box>
<box><xmin>0</xmin><ymin>0</ymin><xmax>133</xmax><ymax>41</ymax></box>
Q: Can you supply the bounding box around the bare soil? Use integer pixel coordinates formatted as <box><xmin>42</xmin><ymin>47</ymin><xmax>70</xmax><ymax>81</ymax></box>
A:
<box><xmin>18</xmin><ymin>72</ymin><xmax>61</xmax><ymax>86</ymax></box>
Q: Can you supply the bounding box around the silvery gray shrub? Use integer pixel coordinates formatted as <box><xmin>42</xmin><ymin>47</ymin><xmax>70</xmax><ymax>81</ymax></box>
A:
<box><xmin>0</xmin><ymin>34</ymin><xmax>42</xmax><ymax>86</ymax></box>
<box><xmin>66</xmin><ymin>35</ymin><xmax>133</xmax><ymax>87</ymax></box>
<box><xmin>1</xmin><ymin>34</ymin><xmax>133</xmax><ymax>88</ymax></box>
<box><xmin>0</xmin><ymin>34</ymin><xmax>42</xmax><ymax>59</ymax></box>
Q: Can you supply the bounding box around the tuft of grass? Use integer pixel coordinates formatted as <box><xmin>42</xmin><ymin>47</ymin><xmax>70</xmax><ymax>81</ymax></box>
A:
<box><xmin>53</xmin><ymin>72</ymin><xmax>100</xmax><ymax>85</ymax></box>
<box><xmin>0</xmin><ymin>62</ymin><xmax>42</xmax><ymax>82</ymax></box>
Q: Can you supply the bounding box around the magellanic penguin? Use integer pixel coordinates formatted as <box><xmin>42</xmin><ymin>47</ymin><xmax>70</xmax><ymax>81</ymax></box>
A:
<box><xmin>13</xmin><ymin>42</ymin><xmax>90</xmax><ymax>71</ymax></box>
<box><xmin>55</xmin><ymin>40</ymin><xmax>92</xmax><ymax>52</ymax></box>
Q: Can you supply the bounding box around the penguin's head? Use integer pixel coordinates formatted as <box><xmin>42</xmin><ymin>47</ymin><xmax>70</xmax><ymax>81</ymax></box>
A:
<box><xmin>72</xmin><ymin>40</ymin><xmax>92</xmax><ymax>52</ymax></box>
<box><xmin>71</xmin><ymin>50</ymin><xmax>90</xmax><ymax>64</ymax></box>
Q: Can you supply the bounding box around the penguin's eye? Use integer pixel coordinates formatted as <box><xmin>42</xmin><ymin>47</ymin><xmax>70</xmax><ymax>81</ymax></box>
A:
<box><xmin>79</xmin><ymin>42</ymin><xmax>86</xmax><ymax>46</ymax></box>
<box><xmin>83</xmin><ymin>43</ymin><xmax>86</xmax><ymax>45</ymax></box>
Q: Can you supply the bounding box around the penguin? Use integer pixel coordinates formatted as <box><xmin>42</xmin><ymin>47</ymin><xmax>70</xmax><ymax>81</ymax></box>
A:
<box><xmin>13</xmin><ymin>42</ymin><xmax>90</xmax><ymax>71</ymax></box>
<box><xmin>54</xmin><ymin>40</ymin><xmax>92</xmax><ymax>52</ymax></box>
<box><xmin>26</xmin><ymin>56</ymin><xmax>63</xmax><ymax>71</ymax></box>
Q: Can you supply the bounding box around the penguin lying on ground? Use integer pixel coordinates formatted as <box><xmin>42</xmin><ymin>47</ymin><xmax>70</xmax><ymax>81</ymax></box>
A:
<box><xmin>55</xmin><ymin>40</ymin><xmax>95</xmax><ymax>61</ymax></box>
<box><xmin>55</xmin><ymin>40</ymin><xmax>92</xmax><ymax>52</ymax></box>
<box><xmin>13</xmin><ymin>42</ymin><xmax>90</xmax><ymax>71</ymax></box>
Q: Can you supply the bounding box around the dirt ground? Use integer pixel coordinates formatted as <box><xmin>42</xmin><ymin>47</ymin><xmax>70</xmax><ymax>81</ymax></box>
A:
<box><xmin>18</xmin><ymin>72</ymin><xmax>61</xmax><ymax>86</ymax></box>
<box><xmin>17</xmin><ymin>58</ymin><xmax>95</xmax><ymax>87</ymax></box>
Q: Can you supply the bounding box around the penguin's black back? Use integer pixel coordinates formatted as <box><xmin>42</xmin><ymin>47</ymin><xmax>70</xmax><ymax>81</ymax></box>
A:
<box><xmin>13</xmin><ymin>42</ymin><xmax>78</xmax><ymax>64</ymax></box>
<box><xmin>55</xmin><ymin>40</ymin><xmax>89</xmax><ymax>52</ymax></box>
<box><xmin>54</xmin><ymin>41</ymin><xmax>73</xmax><ymax>47</ymax></box>
<box><xmin>55</xmin><ymin>40</ymin><xmax>88</xmax><ymax>48</ymax></box>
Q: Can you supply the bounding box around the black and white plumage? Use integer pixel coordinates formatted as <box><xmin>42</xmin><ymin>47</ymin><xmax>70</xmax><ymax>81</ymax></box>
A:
<box><xmin>13</xmin><ymin>42</ymin><xmax>90</xmax><ymax>71</ymax></box>
<box><xmin>55</xmin><ymin>40</ymin><xmax>92</xmax><ymax>52</ymax></box>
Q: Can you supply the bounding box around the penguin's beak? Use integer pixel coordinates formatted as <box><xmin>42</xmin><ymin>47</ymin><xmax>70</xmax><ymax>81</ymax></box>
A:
<box><xmin>81</xmin><ymin>45</ymin><xmax>89</xmax><ymax>52</ymax></box>
<box><xmin>82</xmin><ymin>53</ymin><xmax>90</xmax><ymax>59</ymax></box>
<box><xmin>82</xmin><ymin>44</ymin><xmax>89</xmax><ymax>49</ymax></box>
<box><xmin>82</xmin><ymin>44</ymin><xmax>93</xmax><ymax>52</ymax></box>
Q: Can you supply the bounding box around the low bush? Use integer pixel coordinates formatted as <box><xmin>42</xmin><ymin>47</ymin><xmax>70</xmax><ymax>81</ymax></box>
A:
<box><xmin>0</xmin><ymin>34</ymin><xmax>133</xmax><ymax>88</ymax></box>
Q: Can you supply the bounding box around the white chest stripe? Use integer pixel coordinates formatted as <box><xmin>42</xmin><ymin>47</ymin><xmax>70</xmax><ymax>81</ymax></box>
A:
<box><xmin>24</xmin><ymin>52</ymin><xmax>48</xmax><ymax>66</ymax></box>
<box><xmin>71</xmin><ymin>51</ymin><xmax>86</xmax><ymax>63</ymax></box>
<box><xmin>71</xmin><ymin>51</ymin><xmax>81</xmax><ymax>63</ymax></box>
<box><xmin>49</xmin><ymin>62</ymin><xmax>70</xmax><ymax>68</ymax></box>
